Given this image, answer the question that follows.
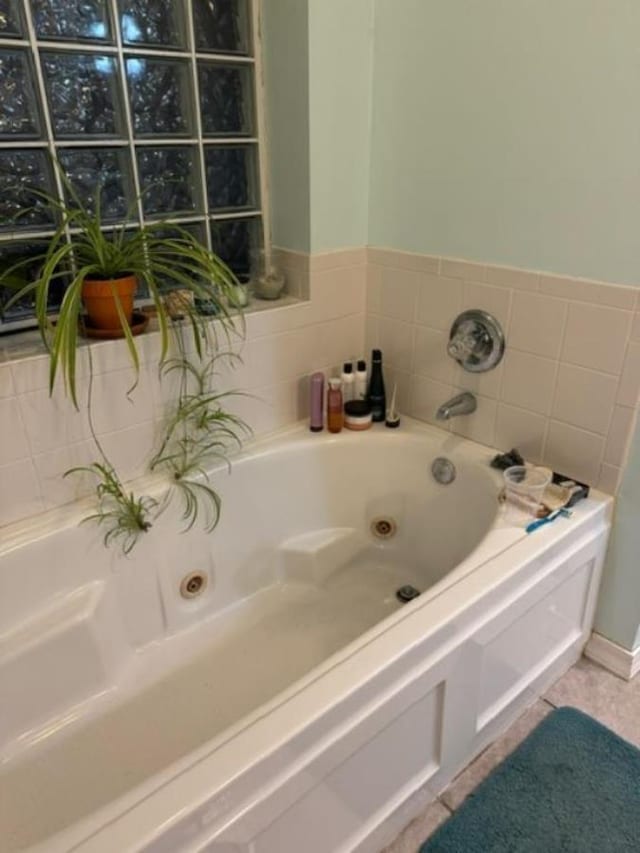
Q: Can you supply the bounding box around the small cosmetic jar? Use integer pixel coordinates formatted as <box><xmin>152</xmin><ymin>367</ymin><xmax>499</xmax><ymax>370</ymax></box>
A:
<box><xmin>344</xmin><ymin>400</ymin><xmax>373</xmax><ymax>430</ymax></box>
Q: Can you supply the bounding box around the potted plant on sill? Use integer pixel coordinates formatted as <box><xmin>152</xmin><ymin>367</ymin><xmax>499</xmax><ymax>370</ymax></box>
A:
<box><xmin>3</xmin><ymin>175</ymin><xmax>240</xmax><ymax>407</ymax></box>
<box><xmin>1</xmin><ymin>172</ymin><xmax>251</xmax><ymax>553</ymax></box>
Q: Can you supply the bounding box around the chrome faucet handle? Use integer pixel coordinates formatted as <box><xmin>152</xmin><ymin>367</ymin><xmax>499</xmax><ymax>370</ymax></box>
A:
<box><xmin>447</xmin><ymin>310</ymin><xmax>505</xmax><ymax>373</ymax></box>
<box><xmin>447</xmin><ymin>320</ymin><xmax>488</xmax><ymax>361</ymax></box>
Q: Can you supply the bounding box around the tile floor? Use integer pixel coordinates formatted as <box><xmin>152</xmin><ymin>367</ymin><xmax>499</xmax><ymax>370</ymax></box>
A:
<box><xmin>382</xmin><ymin>657</ymin><xmax>640</xmax><ymax>852</ymax></box>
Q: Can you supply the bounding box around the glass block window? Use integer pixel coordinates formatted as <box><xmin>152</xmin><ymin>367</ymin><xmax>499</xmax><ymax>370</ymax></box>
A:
<box><xmin>0</xmin><ymin>0</ymin><xmax>264</xmax><ymax>331</ymax></box>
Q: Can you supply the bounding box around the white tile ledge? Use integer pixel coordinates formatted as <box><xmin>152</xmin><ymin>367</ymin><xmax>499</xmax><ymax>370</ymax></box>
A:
<box><xmin>0</xmin><ymin>295</ymin><xmax>308</xmax><ymax>369</ymax></box>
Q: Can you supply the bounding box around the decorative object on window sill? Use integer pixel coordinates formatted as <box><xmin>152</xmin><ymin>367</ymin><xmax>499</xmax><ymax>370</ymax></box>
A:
<box><xmin>229</xmin><ymin>281</ymin><xmax>250</xmax><ymax>308</ymax></box>
<box><xmin>164</xmin><ymin>288</ymin><xmax>194</xmax><ymax>319</ymax></box>
<box><xmin>254</xmin><ymin>269</ymin><xmax>285</xmax><ymax>301</ymax></box>
<box><xmin>251</xmin><ymin>247</ymin><xmax>285</xmax><ymax>301</ymax></box>
<box><xmin>81</xmin><ymin>274</ymin><xmax>137</xmax><ymax>331</ymax></box>
<box><xmin>3</xmin><ymin>163</ymin><xmax>239</xmax><ymax>405</ymax></box>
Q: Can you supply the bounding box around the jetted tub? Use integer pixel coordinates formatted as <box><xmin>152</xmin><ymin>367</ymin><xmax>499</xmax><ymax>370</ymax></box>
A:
<box><xmin>0</xmin><ymin>418</ymin><xmax>611</xmax><ymax>852</ymax></box>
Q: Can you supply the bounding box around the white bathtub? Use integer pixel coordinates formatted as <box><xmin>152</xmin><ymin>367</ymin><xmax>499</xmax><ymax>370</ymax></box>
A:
<box><xmin>0</xmin><ymin>418</ymin><xmax>611</xmax><ymax>852</ymax></box>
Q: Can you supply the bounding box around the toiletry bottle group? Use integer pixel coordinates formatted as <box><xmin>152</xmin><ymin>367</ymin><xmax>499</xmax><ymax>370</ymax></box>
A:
<box><xmin>309</xmin><ymin>351</ymin><xmax>390</xmax><ymax>432</ymax></box>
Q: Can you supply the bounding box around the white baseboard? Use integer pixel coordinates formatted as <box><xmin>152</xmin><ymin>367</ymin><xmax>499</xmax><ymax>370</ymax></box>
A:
<box><xmin>584</xmin><ymin>632</ymin><xmax>640</xmax><ymax>681</ymax></box>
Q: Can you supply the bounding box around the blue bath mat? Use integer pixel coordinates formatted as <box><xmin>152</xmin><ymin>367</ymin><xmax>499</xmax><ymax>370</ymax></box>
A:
<box><xmin>421</xmin><ymin>706</ymin><xmax>640</xmax><ymax>852</ymax></box>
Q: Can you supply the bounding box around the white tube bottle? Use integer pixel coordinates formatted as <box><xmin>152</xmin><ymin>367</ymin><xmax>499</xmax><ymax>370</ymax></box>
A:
<box><xmin>341</xmin><ymin>362</ymin><xmax>355</xmax><ymax>403</ymax></box>
<box><xmin>354</xmin><ymin>359</ymin><xmax>368</xmax><ymax>401</ymax></box>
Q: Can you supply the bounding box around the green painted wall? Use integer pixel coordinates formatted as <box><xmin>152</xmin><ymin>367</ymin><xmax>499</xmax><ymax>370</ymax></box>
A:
<box><xmin>262</xmin><ymin>0</ymin><xmax>373</xmax><ymax>253</ymax></box>
<box><xmin>308</xmin><ymin>0</ymin><xmax>373</xmax><ymax>252</ymax></box>
<box><xmin>595</xmin><ymin>420</ymin><xmax>640</xmax><ymax>651</ymax></box>
<box><xmin>262</xmin><ymin>0</ymin><xmax>311</xmax><ymax>252</ymax></box>
<box><xmin>368</xmin><ymin>0</ymin><xmax>640</xmax><ymax>285</ymax></box>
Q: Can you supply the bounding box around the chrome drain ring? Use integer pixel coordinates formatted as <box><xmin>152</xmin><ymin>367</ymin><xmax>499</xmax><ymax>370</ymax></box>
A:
<box><xmin>370</xmin><ymin>517</ymin><xmax>397</xmax><ymax>539</ymax></box>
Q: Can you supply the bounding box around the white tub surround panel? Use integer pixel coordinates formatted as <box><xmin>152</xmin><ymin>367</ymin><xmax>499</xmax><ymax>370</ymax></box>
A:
<box><xmin>367</xmin><ymin>249</ymin><xmax>640</xmax><ymax>493</ymax></box>
<box><xmin>0</xmin><ymin>249</ymin><xmax>365</xmax><ymax>529</ymax></box>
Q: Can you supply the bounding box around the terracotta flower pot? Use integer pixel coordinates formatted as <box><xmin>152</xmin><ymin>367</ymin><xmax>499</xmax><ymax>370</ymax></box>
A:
<box><xmin>82</xmin><ymin>274</ymin><xmax>137</xmax><ymax>331</ymax></box>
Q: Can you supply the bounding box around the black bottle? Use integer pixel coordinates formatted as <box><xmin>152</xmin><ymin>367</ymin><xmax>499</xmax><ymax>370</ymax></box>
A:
<box><xmin>367</xmin><ymin>349</ymin><xmax>386</xmax><ymax>422</ymax></box>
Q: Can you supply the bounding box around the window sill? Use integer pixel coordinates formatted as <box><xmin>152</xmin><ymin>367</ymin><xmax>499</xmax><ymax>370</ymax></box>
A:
<box><xmin>0</xmin><ymin>293</ymin><xmax>307</xmax><ymax>369</ymax></box>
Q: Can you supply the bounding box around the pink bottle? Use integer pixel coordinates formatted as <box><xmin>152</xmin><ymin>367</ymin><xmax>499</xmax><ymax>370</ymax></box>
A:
<box><xmin>309</xmin><ymin>372</ymin><xmax>325</xmax><ymax>432</ymax></box>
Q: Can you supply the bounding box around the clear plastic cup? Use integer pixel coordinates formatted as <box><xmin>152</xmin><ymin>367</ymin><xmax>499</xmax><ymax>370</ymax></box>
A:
<box><xmin>503</xmin><ymin>465</ymin><xmax>552</xmax><ymax>506</ymax></box>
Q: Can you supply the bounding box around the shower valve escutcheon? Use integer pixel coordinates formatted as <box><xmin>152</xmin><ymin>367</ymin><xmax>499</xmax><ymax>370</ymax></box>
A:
<box><xmin>447</xmin><ymin>309</ymin><xmax>505</xmax><ymax>373</ymax></box>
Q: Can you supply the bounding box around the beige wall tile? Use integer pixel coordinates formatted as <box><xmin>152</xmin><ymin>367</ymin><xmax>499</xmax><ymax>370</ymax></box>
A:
<box><xmin>379</xmin><ymin>267</ymin><xmax>421</xmax><ymax>322</ymax></box>
<box><xmin>539</xmin><ymin>274</ymin><xmax>636</xmax><ymax>310</ymax></box>
<box><xmin>543</xmin><ymin>421</ymin><xmax>604</xmax><ymax>484</ymax></box>
<box><xmin>379</xmin><ymin>317</ymin><xmax>415</xmax><ymax>372</ymax></box>
<box><xmin>598</xmin><ymin>463</ymin><xmax>621</xmax><ymax>495</ymax></box>
<box><xmin>365</xmin><ymin>315</ymin><xmax>380</xmax><ymax>354</ymax></box>
<box><xmin>383</xmin><ymin>367</ymin><xmax>412</xmax><ymax>415</ymax></box>
<box><xmin>415</xmin><ymin>274</ymin><xmax>463</xmax><ymax>331</ymax></box>
<box><xmin>501</xmin><ymin>350</ymin><xmax>557</xmax><ymax>415</ymax></box>
<box><xmin>440</xmin><ymin>258</ymin><xmax>486</xmax><ymax>281</ymax></box>
<box><xmin>4</xmin><ymin>246</ymin><xmax>640</xmax><ymax>530</ymax></box>
<box><xmin>18</xmin><ymin>384</ymin><xmax>92</xmax><ymax>456</ymax></box>
<box><xmin>413</xmin><ymin>326</ymin><xmax>454</xmax><ymax>383</ymax></box>
<box><xmin>604</xmin><ymin>406</ymin><xmax>635</xmax><ymax>467</ymax></box>
<box><xmin>245</xmin><ymin>301</ymin><xmax>314</xmax><ymax>340</ymax></box>
<box><xmin>485</xmin><ymin>265</ymin><xmax>540</xmax><ymax>292</ymax></box>
<box><xmin>367</xmin><ymin>247</ymin><xmax>439</xmax><ymax>273</ymax></box>
<box><xmin>552</xmin><ymin>364</ymin><xmax>618</xmax><ymax>435</ymax></box>
<box><xmin>310</xmin><ymin>265</ymin><xmax>367</xmax><ymax>323</ymax></box>
<box><xmin>309</xmin><ymin>247</ymin><xmax>367</xmax><ymax>271</ymax></box>
<box><xmin>409</xmin><ymin>375</ymin><xmax>454</xmax><ymax>427</ymax></box>
<box><xmin>315</xmin><ymin>313</ymin><xmax>364</xmax><ymax>371</ymax></box>
<box><xmin>11</xmin><ymin>351</ymin><xmax>89</xmax><ymax>395</ymax></box>
<box><xmin>453</xmin><ymin>361</ymin><xmax>504</xmax><ymax>400</ymax></box>
<box><xmin>462</xmin><ymin>281</ymin><xmax>511</xmax><ymax>331</ymax></box>
<box><xmin>616</xmin><ymin>341</ymin><xmax>640</xmax><ymax>407</ymax></box>
<box><xmin>449</xmin><ymin>392</ymin><xmax>497</xmax><ymax>447</ymax></box>
<box><xmin>561</xmin><ymin>303</ymin><xmax>631</xmax><ymax>375</ymax></box>
<box><xmin>33</xmin><ymin>440</ymin><xmax>96</xmax><ymax>510</ymax></box>
<box><xmin>98</xmin><ymin>421</ymin><xmax>157</xmax><ymax>482</ymax></box>
<box><xmin>366</xmin><ymin>265</ymin><xmax>382</xmax><ymax>314</ymax></box>
<box><xmin>494</xmin><ymin>404</ymin><xmax>546</xmax><ymax>463</ymax></box>
<box><xmin>509</xmin><ymin>292</ymin><xmax>568</xmax><ymax>359</ymax></box>
<box><xmin>0</xmin><ymin>397</ymin><xmax>31</xmax><ymax>466</ymax></box>
<box><xmin>0</xmin><ymin>459</ymin><xmax>43</xmax><ymax>525</ymax></box>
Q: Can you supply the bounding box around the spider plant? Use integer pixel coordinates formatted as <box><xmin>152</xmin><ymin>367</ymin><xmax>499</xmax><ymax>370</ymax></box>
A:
<box><xmin>1</xmin><ymin>165</ymin><xmax>241</xmax><ymax>407</ymax></box>
<box><xmin>150</xmin><ymin>339</ymin><xmax>252</xmax><ymax>532</ymax></box>
<box><xmin>65</xmin><ymin>461</ymin><xmax>157</xmax><ymax>555</ymax></box>
<box><xmin>59</xmin><ymin>343</ymin><xmax>158</xmax><ymax>554</ymax></box>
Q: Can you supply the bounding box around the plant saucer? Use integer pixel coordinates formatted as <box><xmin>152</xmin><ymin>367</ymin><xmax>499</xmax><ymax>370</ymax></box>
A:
<box><xmin>79</xmin><ymin>311</ymin><xmax>149</xmax><ymax>340</ymax></box>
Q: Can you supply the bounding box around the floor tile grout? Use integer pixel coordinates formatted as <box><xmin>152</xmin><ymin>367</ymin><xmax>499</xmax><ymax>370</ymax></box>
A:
<box><xmin>437</xmin><ymin>796</ymin><xmax>454</xmax><ymax>815</ymax></box>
